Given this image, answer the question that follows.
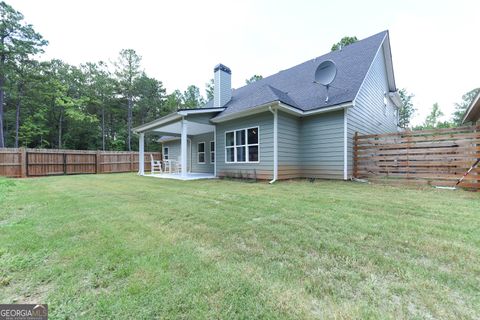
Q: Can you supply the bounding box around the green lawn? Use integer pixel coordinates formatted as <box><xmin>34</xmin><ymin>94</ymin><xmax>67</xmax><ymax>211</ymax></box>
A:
<box><xmin>0</xmin><ymin>174</ymin><xmax>479</xmax><ymax>319</ymax></box>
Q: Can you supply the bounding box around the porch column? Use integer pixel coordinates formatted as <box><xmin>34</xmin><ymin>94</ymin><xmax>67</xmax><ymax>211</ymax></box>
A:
<box><xmin>213</xmin><ymin>126</ymin><xmax>217</xmax><ymax>177</ymax></box>
<box><xmin>269</xmin><ymin>106</ymin><xmax>278</xmax><ymax>183</ymax></box>
<box><xmin>138</xmin><ymin>132</ymin><xmax>145</xmax><ymax>176</ymax></box>
<box><xmin>181</xmin><ymin>118</ymin><xmax>188</xmax><ymax>178</ymax></box>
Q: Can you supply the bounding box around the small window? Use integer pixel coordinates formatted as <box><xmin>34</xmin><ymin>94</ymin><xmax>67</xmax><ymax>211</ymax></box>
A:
<box><xmin>225</xmin><ymin>127</ymin><xmax>259</xmax><ymax>163</ymax></box>
<box><xmin>210</xmin><ymin>141</ymin><xmax>215</xmax><ymax>163</ymax></box>
<box><xmin>163</xmin><ymin>147</ymin><xmax>169</xmax><ymax>160</ymax></box>
<box><xmin>197</xmin><ymin>142</ymin><xmax>205</xmax><ymax>164</ymax></box>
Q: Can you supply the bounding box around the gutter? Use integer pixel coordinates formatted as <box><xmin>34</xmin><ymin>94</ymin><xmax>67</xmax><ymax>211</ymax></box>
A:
<box><xmin>177</xmin><ymin>107</ymin><xmax>225</xmax><ymax>116</ymax></box>
<box><xmin>133</xmin><ymin>108</ymin><xmax>225</xmax><ymax>133</ymax></box>
<box><xmin>133</xmin><ymin>113</ymin><xmax>182</xmax><ymax>134</ymax></box>
<box><xmin>268</xmin><ymin>106</ymin><xmax>278</xmax><ymax>184</ymax></box>
<box><xmin>211</xmin><ymin>101</ymin><xmax>353</xmax><ymax>123</ymax></box>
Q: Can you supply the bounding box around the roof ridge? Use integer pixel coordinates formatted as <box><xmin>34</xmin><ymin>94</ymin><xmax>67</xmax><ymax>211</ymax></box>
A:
<box><xmin>265</xmin><ymin>84</ymin><xmax>299</xmax><ymax>108</ymax></box>
<box><xmin>234</xmin><ymin>30</ymin><xmax>388</xmax><ymax>92</ymax></box>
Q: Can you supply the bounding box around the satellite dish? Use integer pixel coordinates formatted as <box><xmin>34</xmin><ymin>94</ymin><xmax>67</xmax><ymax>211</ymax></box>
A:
<box><xmin>314</xmin><ymin>60</ymin><xmax>337</xmax><ymax>103</ymax></box>
<box><xmin>314</xmin><ymin>60</ymin><xmax>337</xmax><ymax>86</ymax></box>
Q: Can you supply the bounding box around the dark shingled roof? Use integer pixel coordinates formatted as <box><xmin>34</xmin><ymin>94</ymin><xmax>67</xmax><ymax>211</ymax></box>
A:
<box><xmin>209</xmin><ymin>31</ymin><xmax>388</xmax><ymax>120</ymax></box>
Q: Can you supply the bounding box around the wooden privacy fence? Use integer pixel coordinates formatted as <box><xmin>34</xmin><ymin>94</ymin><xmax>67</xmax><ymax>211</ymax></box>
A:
<box><xmin>353</xmin><ymin>125</ymin><xmax>480</xmax><ymax>190</ymax></box>
<box><xmin>0</xmin><ymin>148</ymin><xmax>161</xmax><ymax>178</ymax></box>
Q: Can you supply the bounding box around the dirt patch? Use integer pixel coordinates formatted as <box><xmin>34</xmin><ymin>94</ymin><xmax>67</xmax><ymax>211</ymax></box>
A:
<box><xmin>11</xmin><ymin>283</ymin><xmax>53</xmax><ymax>304</ymax></box>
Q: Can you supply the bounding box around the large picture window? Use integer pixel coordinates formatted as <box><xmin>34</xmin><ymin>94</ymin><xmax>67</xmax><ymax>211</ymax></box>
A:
<box><xmin>225</xmin><ymin>127</ymin><xmax>259</xmax><ymax>163</ymax></box>
<box><xmin>197</xmin><ymin>142</ymin><xmax>205</xmax><ymax>164</ymax></box>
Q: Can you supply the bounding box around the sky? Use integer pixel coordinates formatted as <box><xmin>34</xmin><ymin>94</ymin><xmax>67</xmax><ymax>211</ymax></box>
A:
<box><xmin>8</xmin><ymin>0</ymin><xmax>480</xmax><ymax>125</ymax></box>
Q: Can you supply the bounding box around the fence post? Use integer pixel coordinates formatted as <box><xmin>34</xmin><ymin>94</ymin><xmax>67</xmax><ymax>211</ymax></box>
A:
<box><xmin>96</xmin><ymin>151</ymin><xmax>101</xmax><ymax>174</ymax></box>
<box><xmin>475</xmin><ymin>126</ymin><xmax>479</xmax><ymax>192</ymax></box>
<box><xmin>130</xmin><ymin>152</ymin><xmax>134</xmax><ymax>172</ymax></box>
<box><xmin>63</xmin><ymin>153</ymin><xmax>67</xmax><ymax>175</ymax></box>
<box><xmin>20</xmin><ymin>148</ymin><xmax>27</xmax><ymax>178</ymax></box>
<box><xmin>353</xmin><ymin>132</ymin><xmax>358</xmax><ymax>178</ymax></box>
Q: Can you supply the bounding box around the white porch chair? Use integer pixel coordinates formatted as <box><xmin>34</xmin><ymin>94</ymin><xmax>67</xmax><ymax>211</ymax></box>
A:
<box><xmin>163</xmin><ymin>159</ymin><xmax>173</xmax><ymax>173</ymax></box>
<box><xmin>175</xmin><ymin>156</ymin><xmax>182</xmax><ymax>174</ymax></box>
<box><xmin>150</xmin><ymin>154</ymin><xmax>163</xmax><ymax>174</ymax></box>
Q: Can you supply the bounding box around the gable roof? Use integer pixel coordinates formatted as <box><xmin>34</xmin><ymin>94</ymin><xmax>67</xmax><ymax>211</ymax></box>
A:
<box><xmin>209</xmin><ymin>30</ymin><xmax>392</xmax><ymax>121</ymax></box>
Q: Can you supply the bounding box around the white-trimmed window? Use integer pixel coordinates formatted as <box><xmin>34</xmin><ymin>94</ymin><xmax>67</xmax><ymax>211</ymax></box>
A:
<box><xmin>197</xmin><ymin>142</ymin><xmax>205</xmax><ymax>164</ymax></box>
<box><xmin>210</xmin><ymin>141</ymin><xmax>215</xmax><ymax>163</ymax></box>
<box><xmin>225</xmin><ymin>127</ymin><xmax>259</xmax><ymax>163</ymax></box>
<box><xmin>163</xmin><ymin>147</ymin><xmax>169</xmax><ymax>160</ymax></box>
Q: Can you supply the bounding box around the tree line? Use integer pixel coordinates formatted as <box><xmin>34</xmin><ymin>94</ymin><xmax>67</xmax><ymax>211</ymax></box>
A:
<box><xmin>0</xmin><ymin>2</ymin><xmax>267</xmax><ymax>151</ymax></box>
<box><xmin>0</xmin><ymin>2</ymin><xmax>209</xmax><ymax>151</ymax></box>
<box><xmin>1</xmin><ymin>4</ymin><xmax>478</xmax><ymax>151</ymax></box>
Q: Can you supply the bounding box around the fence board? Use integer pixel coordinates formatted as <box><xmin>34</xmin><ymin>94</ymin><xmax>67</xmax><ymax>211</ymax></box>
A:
<box><xmin>353</xmin><ymin>126</ymin><xmax>479</xmax><ymax>190</ymax></box>
<box><xmin>357</xmin><ymin>125</ymin><xmax>480</xmax><ymax>139</ymax></box>
<box><xmin>0</xmin><ymin>148</ymin><xmax>161</xmax><ymax>177</ymax></box>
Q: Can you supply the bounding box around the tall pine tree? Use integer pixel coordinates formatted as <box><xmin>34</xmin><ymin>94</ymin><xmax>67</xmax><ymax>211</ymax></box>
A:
<box><xmin>0</xmin><ymin>1</ymin><xmax>47</xmax><ymax>147</ymax></box>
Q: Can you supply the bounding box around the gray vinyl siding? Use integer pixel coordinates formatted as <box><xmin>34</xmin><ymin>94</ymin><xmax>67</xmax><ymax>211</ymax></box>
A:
<box><xmin>215</xmin><ymin>112</ymin><xmax>274</xmax><ymax>179</ymax></box>
<box><xmin>278</xmin><ymin>111</ymin><xmax>301</xmax><ymax>179</ymax></box>
<box><xmin>214</xmin><ymin>70</ymin><xmax>231</xmax><ymax>107</ymax></box>
<box><xmin>162</xmin><ymin>140</ymin><xmax>183</xmax><ymax>166</ymax></box>
<box><xmin>186</xmin><ymin>113</ymin><xmax>215</xmax><ymax>125</ymax></box>
<box><xmin>190</xmin><ymin>132</ymin><xmax>214</xmax><ymax>173</ymax></box>
<box><xmin>300</xmin><ymin>110</ymin><xmax>345</xmax><ymax>179</ymax></box>
<box><xmin>215</xmin><ymin>110</ymin><xmax>344</xmax><ymax>180</ymax></box>
<box><xmin>162</xmin><ymin>140</ymin><xmax>180</xmax><ymax>161</ymax></box>
<box><xmin>347</xmin><ymin>45</ymin><xmax>398</xmax><ymax>177</ymax></box>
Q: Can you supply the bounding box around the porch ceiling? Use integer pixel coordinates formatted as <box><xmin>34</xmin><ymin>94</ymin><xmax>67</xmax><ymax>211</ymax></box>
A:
<box><xmin>152</xmin><ymin>121</ymin><xmax>214</xmax><ymax>135</ymax></box>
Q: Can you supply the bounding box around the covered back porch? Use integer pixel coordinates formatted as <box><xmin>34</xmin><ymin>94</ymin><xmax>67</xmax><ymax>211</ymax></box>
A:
<box><xmin>133</xmin><ymin>109</ymin><xmax>221</xmax><ymax>180</ymax></box>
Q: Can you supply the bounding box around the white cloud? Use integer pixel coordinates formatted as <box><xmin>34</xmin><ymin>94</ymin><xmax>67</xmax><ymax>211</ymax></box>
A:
<box><xmin>390</xmin><ymin>5</ymin><xmax>480</xmax><ymax>124</ymax></box>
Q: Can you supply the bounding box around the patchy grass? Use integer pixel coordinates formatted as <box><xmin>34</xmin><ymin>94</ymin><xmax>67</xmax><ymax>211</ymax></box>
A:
<box><xmin>0</xmin><ymin>174</ymin><xmax>479</xmax><ymax>319</ymax></box>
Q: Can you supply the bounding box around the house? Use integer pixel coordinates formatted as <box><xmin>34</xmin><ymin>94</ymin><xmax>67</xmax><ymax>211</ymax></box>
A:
<box><xmin>133</xmin><ymin>30</ymin><xmax>402</xmax><ymax>181</ymax></box>
<box><xmin>462</xmin><ymin>91</ymin><xmax>480</xmax><ymax>124</ymax></box>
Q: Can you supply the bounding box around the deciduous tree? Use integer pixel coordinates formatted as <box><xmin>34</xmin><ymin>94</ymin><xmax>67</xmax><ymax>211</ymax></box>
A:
<box><xmin>398</xmin><ymin>88</ymin><xmax>416</xmax><ymax>129</ymax></box>
<box><xmin>451</xmin><ymin>88</ymin><xmax>480</xmax><ymax>126</ymax></box>
<box><xmin>331</xmin><ymin>36</ymin><xmax>357</xmax><ymax>51</ymax></box>
<box><xmin>245</xmin><ymin>75</ymin><xmax>263</xmax><ymax>84</ymax></box>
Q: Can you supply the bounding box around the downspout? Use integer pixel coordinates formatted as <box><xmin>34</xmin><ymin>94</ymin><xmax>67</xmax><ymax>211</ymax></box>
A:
<box><xmin>180</xmin><ymin>117</ymin><xmax>188</xmax><ymax>178</ymax></box>
<box><xmin>269</xmin><ymin>106</ymin><xmax>278</xmax><ymax>184</ymax></box>
<box><xmin>188</xmin><ymin>138</ymin><xmax>192</xmax><ymax>173</ymax></box>
<box><xmin>138</xmin><ymin>132</ymin><xmax>145</xmax><ymax>176</ymax></box>
<box><xmin>343</xmin><ymin>107</ymin><xmax>348</xmax><ymax>180</ymax></box>
<box><xmin>161</xmin><ymin>142</ymin><xmax>165</xmax><ymax>175</ymax></box>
